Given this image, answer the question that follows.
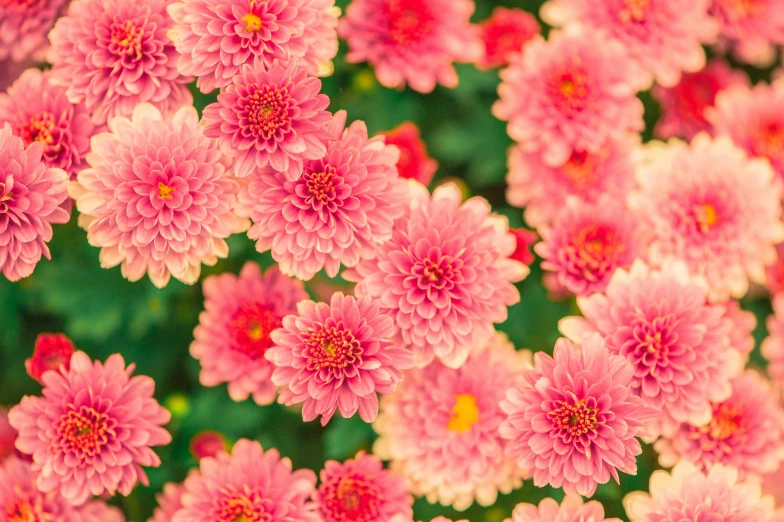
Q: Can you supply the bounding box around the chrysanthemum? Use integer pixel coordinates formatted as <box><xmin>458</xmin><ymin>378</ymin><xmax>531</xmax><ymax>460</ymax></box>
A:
<box><xmin>345</xmin><ymin>182</ymin><xmax>527</xmax><ymax>369</ymax></box>
<box><xmin>0</xmin><ymin>69</ymin><xmax>97</xmax><ymax>180</ymax></box>
<box><xmin>654</xmin><ymin>371</ymin><xmax>784</xmax><ymax>480</ymax></box>
<box><xmin>652</xmin><ymin>60</ymin><xmax>748</xmax><ymax>140</ymax></box>
<box><xmin>0</xmin><ymin>407</ymin><xmax>16</xmax><ymax>463</ymax></box>
<box><xmin>506</xmin><ymin>135</ymin><xmax>638</xmax><ymax>229</ymax></box>
<box><xmin>237</xmin><ymin>112</ymin><xmax>407</xmax><ymax>280</ymax></box>
<box><xmin>190</xmin><ymin>432</ymin><xmax>229</xmax><ymax>461</ymax></box>
<box><xmin>373</xmin><ymin>333</ymin><xmax>530</xmax><ymax>511</ymax></box>
<box><xmin>380</xmin><ymin>121</ymin><xmax>439</xmax><ymax>186</ymax></box>
<box><xmin>338</xmin><ymin>0</ymin><xmax>482</xmax><ymax>93</ymax></box>
<box><xmin>721</xmin><ymin>299</ymin><xmax>757</xmax><ymax>360</ymax></box>
<box><xmin>763</xmin><ymin>295</ymin><xmax>784</xmax><ymax>389</ymax></box>
<box><xmin>69</xmin><ymin>103</ymin><xmax>249</xmax><ymax>288</ymax></box>
<box><xmin>8</xmin><ymin>351</ymin><xmax>171</xmax><ymax>506</ymax></box>
<box><xmin>507</xmin><ymin>495</ymin><xmax>623</xmax><ymax>522</ymax></box>
<box><xmin>315</xmin><ymin>451</ymin><xmax>413</xmax><ymax>522</ymax></box>
<box><xmin>203</xmin><ymin>60</ymin><xmax>332</xmax><ymax>179</ymax></box>
<box><xmin>150</xmin><ymin>482</ymin><xmax>187</xmax><ymax>522</ymax></box>
<box><xmin>191</xmin><ymin>262</ymin><xmax>306</xmax><ymax>405</ymax></box>
<box><xmin>493</xmin><ymin>25</ymin><xmax>645</xmax><ymax>166</ymax></box>
<box><xmin>172</xmin><ymin>439</ymin><xmax>319</xmax><ymax>522</ymax></box>
<box><xmin>0</xmin><ymin>0</ymin><xmax>67</xmax><ymax>64</ymax></box>
<box><xmin>268</xmin><ymin>292</ymin><xmax>414</xmax><ymax>425</ymax></box>
<box><xmin>560</xmin><ymin>261</ymin><xmax>742</xmax><ymax>438</ymax></box>
<box><xmin>629</xmin><ymin>134</ymin><xmax>784</xmax><ymax>302</ymax></box>
<box><xmin>476</xmin><ymin>7</ymin><xmax>540</xmax><ymax>70</ymax></box>
<box><xmin>711</xmin><ymin>0</ymin><xmax>784</xmax><ymax>66</ymax></box>
<box><xmin>510</xmin><ymin>228</ymin><xmax>537</xmax><ymax>267</ymax></box>
<box><xmin>0</xmin><ymin>123</ymin><xmax>69</xmax><ymax>282</ymax></box>
<box><xmin>0</xmin><ymin>456</ymin><xmax>82</xmax><ymax>521</ymax></box>
<box><xmin>47</xmin><ymin>0</ymin><xmax>192</xmax><ymax>126</ymax></box>
<box><xmin>500</xmin><ymin>335</ymin><xmax>657</xmax><ymax>497</ymax></box>
<box><xmin>624</xmin><ymin>462</ymin><xmax>775</xmax><ymax>522</ymax></box>
<box><xmin>25</xmin><ymin>332</ymin><xmax>75</xmax><ymax>384</ymax></box>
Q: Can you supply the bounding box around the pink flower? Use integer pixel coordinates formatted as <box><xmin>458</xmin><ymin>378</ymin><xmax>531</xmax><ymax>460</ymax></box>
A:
<box><xmin>346</xmin><ymin>182</ymin><xmax>527</xmax><ymax>368</ymax></box>
<box><xmin>0</xmin><ymin>69</ymin><xmax>98</xmax><ymax>180</ymax></box>
<box><xmin>654</xmin><ymin>371</ymin><xmax>784</xmax><ymax>481</ymax></box>
<box><xmin>315</xmin><ymin>451</ymin><xmax>413</xmax><ymax>522</ymax></box>
<box><xmin>373</xmin><ymin>333</ymin><xmax>531</xmax><ymax>511</ymax></box>
<box><xmin>149</xmin><ymin>482</ymin><xmax>187</xmax><ymax>522</ymax></box>
<box><xmin>80</xmin><ymin>501</ymin><xmax>126</xmax><ymax>522</ymax></box>
<box><xmin>191</xmin><ymin>262</ymin><xmax>306</xmax><ymax>404</ymax></box>
<box><xmin>0</xmin><ymin>59</ymin><xmax>31</xmax><ymax>93</ymax></box>
<box><xmin>267</xmin><ymin>292</ymin><xmax>414</xmax><ymax>425</ymax></box>
<box><xmin>25</xmin><ymin>332</ymin><xmax>75</xmax><ymax>384</ymax></box>
<box><xmin>190</xmin><ymin>431</ymin><xmax>229</xmax><ymax>461</ymax></box>
<box><xmin>0</xmin><ymin>456</ymin><xmax>81</xmax><ymax>521</ymax></box>
<box><xmin>47</xmin><ymin>0</ymin><xmax>193</xmax><ymax>126</ymax></box>
<box><xmin>763</xmin><ymin>295</ymin><xmax>784</xmax><ymax>390</ymax></box>
<box><xmin>0</xmin><ymin>123</ymin><xmax>69</xmax><ymax>282</ymax></box>
<box><xmin>763</xmin><ymin>466</ymin><xmax>784</xmax><ymax>510</ymax></box>
<box><xmin>338</xmin><ymin>0</ymin><xmax>482</xmax><ymax>93</ymax></box>
<box><xmin>560</xmin><ymin>261</ymin><xmax>743</xmax><ymax>438</ymax></box>
<box><xmin>476</xmin><ymin>7</ymin><xmax>540</xmax><ymax>70</ymax></box>
<box><xmin>711</xmin><ymin>0</ymin><xmax>784</xmax><ymax>66</ymax></box>
<box><xmin>493</xmin><ymin>25</ymin><xmax>645</xmax><ymax>166</ymax></box>
<box><xmin>237</xmin><ymin>111</ymin><xmax>407</xmax><ymax>280</ymax></box>
<box><xmin>0</xmin><ymin>0</ymin><xmax>67</xmax><ymax>64</ymax></box>
<box><xmin>629</xmin><ymin>134</ymin><xmax>784</xmax><ymax>302</ymax></box>
<box><xmin>720</xmin><ymin>299</ymin><xmax>757</xmax><ymax>360</ymax></box>
<box><xmin>624</xmin><ymin>462</ymin><xmax>775</xmax><ymax>522</ymax></box>
<box><xmin>653</xmin><ymin>59</ymin><xmax>749</xmax><ymax>140</ymax></box>
<box><xmin>766</xmin><ymin>244</ymin><xmax>784</xmax><ymax>296</ymax></box>
<box><xmin>172</xmin><ymin>438</ymin><xmax>319</xmax><ymax>522</ymax></box>
<box><xmin>167</xmin><ymin>0</ymin><xmax>340</xmax><ymax>93</ymax></box>
<box><xmin>8</xmin><ymin>351</ymin><xmax>171</xmax><ymax>506</ymax></box>
<box><xmin>541</xmin><ymin>0</ymin><xmax>717</xmax><ymax>88</ymax></box>
<box><xmin>500</xmin><ymin>335</ymin><xmax>657</xmax><ymax>497</ymax></box>
<box><xmin>380</xmin><ymin>122</ymin><xmax>439</xmax><ymax>186</ymax></box>
<box><xmin>510</xmin><ymin>228</ymin><xmax>537</xmax><ymax>267</ymax></box>
<box><xmin>507</xmin><ymin>136</ymin><xmax>639</xmax><ymax>229</ymax></box>
<box><xmin>534</xmin><ymin>197</ymin><xmax>647</xmax><ymax>297</ymax></box>
<box><xmin>506</xmin><ymin>494</ymin><xmax>622</xmax><ymax>522</ymax></box>
<box><xmin>0</xmin><ymin>407</ymin><xmax>17</xmax><ymax>463</ymax></box>
<box><xmin>203</xmin><ymin>60</ymin><xmax>332</xmax><ymax>179</ymax></box>
<box><xmin>69</xmin><ymin>104</ymin><xmax>249</xmax><ymax>288</ymax></box>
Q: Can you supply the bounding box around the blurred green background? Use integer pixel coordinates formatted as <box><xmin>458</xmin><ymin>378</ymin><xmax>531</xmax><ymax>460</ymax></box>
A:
<box><xmin>0</xmin><ymin>0</ymin><xmax>779</xmax><ymax>520</ymax></box>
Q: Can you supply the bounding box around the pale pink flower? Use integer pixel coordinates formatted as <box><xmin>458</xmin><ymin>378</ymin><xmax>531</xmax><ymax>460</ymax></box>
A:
<box><xmin>629</xmin><ymin>134</ymin><xmax>784</xmax><ymax>302</ymax></box>
<box><xmin>149</xmin><ymin>482</ymin><xmax>187</xmax><ymax>522</ymax></box>
<box><xmin>237</xmin><ymin>111</ymin><xmax>407</xmax><ymax>280</ymax></box>
<box><xmin>172</xmin><ymin>438</ymin><xmax>319</xmax><ymax>522</ymax></box>
<box><xmin>0</xmin><ymin>456</ymin><xmax>82</xmax><ymax>521</ymax></box>
<box><xmin>476</xmin><ymin>7</ymin><xmax>540</xmax><ymax>70</ymax></box>
<box><xmin>69</xmin><ymin>104</ymin><xmax>249</xmax><ymax>288</ymax></box>
<box><xmin>0</xmin><ymin>0</ymin><xmax>67</xmax><ymax>64</ymax></box>
<box><xmin>373</xmin><ymin>333</ymin><xmax>531</xmax><ymax>511</ymax></box>
<box><xmin>338</xmin><ymin>0</ymin><xmax>483</xmax><ymax>93</ymax></box>
<box><xmin>560</xmin><ymin>261</ymin><xmax>743</xmax><ymax>438</ymax></box>
<box><xmin>500</xmin><ymin>335</ymin><xmax>657</xmax><ymax>497</ymax></box>
<box><xmin>47</xmin><ymin>0</ymin><xmax>192</xmax><ymax>126</ymax></box>
<box><xmin>493</xmin><ymin>25</ymin><xmax>645</xmax><ymax>166</ymax></box>
<box><xmin>721</xmin><ymin>299</ymin><xmax>757</xmax><ymax>360</ymax></box>
<box><xmin>0</xmin><ymin>123</ymin><xmax>69</xmax><ymax>282</ymax></box>
<box><xmin>763</xmin><ymin>295</ymin><xmax>784</xmax><ymax>390</ymax></box>
<box><xmin>506</xmin><ymin>494</ymin><xmax>622</xmax><ymax>522</ymax></box>
<box><xmin>624</xmin><ymin>462</ymin><xmax>775</xmax><ymax>522</ymax></box>
<box><xmin>345</xmin><ymin>182</ymin><xmax>528</xmax><ymax>369</ymax></box>
<box><xmin>380</xmin><ymin>121</ymin><xmax>439</xmax><ymax>186</ymax></box>
<box><xmin>25</xmin><ymin>332</ymin><xmax>75</xmax><ymax>384</ymax></box>
<box><xmin>315</xmin><ymin>451</ymin><xmax>413</xmax><ymax>522</ymax></box>
<box><xmin>167</xmin><ymin>0</ymin><xmax>340</xmax><ymax>93</ymax></box>
<box><xmin>8</xmin><ymin>351</ymin><xmax>171</xmax><ymax>506</ymax></box>
<box><xmin>711</xmin><ymin>0</ymin><xmax>784</xmax><ymax>66</ymax></box>
<box><xmin>267</xmin><ymin>292</ymin><xmax>415</xmax><ymax>426</ymax></box>
<box><xmin>191</xmin><ymin>262</ymin><xmax>306</xmax><ymax>405</ymax></box>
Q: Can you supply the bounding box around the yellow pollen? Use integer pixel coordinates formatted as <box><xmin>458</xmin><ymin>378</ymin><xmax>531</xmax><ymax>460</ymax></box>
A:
<box><xmin>157</xmin><ymin>182</ymin><xmax>176</xmax><ymax>199</ymax></box>
<box><xmin>448</xmin><ymin>394</ymin><xmax>480</xmax><ymax>433</ymax></box>
<box><xmin>248</xmin><ymin>323</ymin><xmax>263</xmax><ymax>341</ymax></box>
<box><xmin>0</xmin><ymin>193</ymin><xmax>12</xmax><ymax>203</ymax></box>
<box><xmin>242</xmin><ymin>12</ymin><xmax>263</xmax><ymax>32</ymax></box>
<box><xmin>620</xmin><ymin>0</ymin><xmax>649</xmax><ymax>22</ymax></box>
<box><xmin>324</xmin><ymin>342</ymin><xmax>336</xmax><ymax>358</ymax></box>
<box><xmin>560</xmin><ymin>79</ymin><xmax>575</xmax><ymax>97</ymax></box>
<box><xmin>695</xmin><ymin>203</ymin><xmax>718</xmax><ymax>231</ymax></box>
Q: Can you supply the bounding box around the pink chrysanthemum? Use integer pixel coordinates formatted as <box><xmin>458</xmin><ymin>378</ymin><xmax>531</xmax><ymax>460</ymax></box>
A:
<box><xmin>506</xmin><ymin>495</ymin><xmax>622</xmax><ymax>522</ymax></box>
<box><xmin>8</xmin><ymin>351</ymin><xmax>171</xmax><ymax>506</ymax></box>
<box><xmin>766</xmin><ymin>244</ymin><xmax>784</xmax><ymax>296</ymax></box>
<box><xmin>191</xmin><ymin>262</ymin><xmax>306</xmax><ymax>405</ymax></box>
<box><xmin>167</xmin><ymin>0</ymin><xmax>339</xmax><ymax>93</ymax></box>
<box><xmin>534</xmin><ymin>197</ymin><xmax>646</xmax><ymax>297</ymax></box>
<box><xmin>338</xmin><ymin>0</ymin><xmax>482</xmax><ymax>93</ymax></box>
<box><xmin>0</xmin><ymin>456</ymin><xmax>80</xmax><ymax>521</ymax></box>
<box><xmin>0</xmin><ymin>0</ymin><xmax>67</xmax><ymax>64</ymax></box>
<box><xmin>150</xmin><ymin>482</ymin><xmax>187</xmax><ymax>522</ymax></box>
<box><xmin>190</xmin><ymin>432</ymin><xmax>228</xmax><ymax>461</ymax></box>
<box><xmin>711</xmin><ymin>0</ymin><xmax>784</xmax><ymax>66</ymax></box>
<box><xmin>506</xmin><ymin>135</ymin><xmax>638</xmax><ymax>229</ymax></box>
<box><xmin>69</xmin><ymin>103</ymin><xmax>249</xmax><ymax>288</ymax></box>
<box><xmin>0</xmin><ymin>69</ymin><xmax>97</xmax><ymax>180</ymax></box>
<box><xmin>172</xmin><ymin>438</ymin><xmax>319</xmax><ymax>522</ymax></box>
<box><xmin>653</xmin><ymin>60</ymin><xmax>748</xmax><ymax>140</ymax></box>
<box><xmin>267</xmin><ymin>292</ymin><xmax>414</xmax><ymax>425</ymax></box>
<box><xmin>763</xmin><ymin>295</ymin><xmax>784</xmax><ymax>390</ymax></box>
<box><xmin>345</xmin><ymin>182</ymin><xmax>527</xmax><ymax>368</ymax></box>
<box><xmin>373</xmin><ymin>333</ymin><xmax>530</xmax><ymax>511</ymax></box>
<box><xmin>25</xmin><ymin>332</ymin><xmax>75</xmax><ymax>384</ymax></box>
<box><xmin>541</xmin><ymin>0</ymin><xmax>717</xmax><ymax>88</ymax></box>
<box><xmin>654</xmin><ymin>371</ymin><xmax>784</xmax><ymax>480</ymax></box>
<box><xmin>500</xmin><ymin>335</ymin><xmax>657</xmax><ymax>497</ymax></box>
<box><xmin>493</xmin><ymin>25</ymin><xmax>645</xmax><ymax>166</ymax></box>
<box><xmin>721</xmin><ymin>299</ymin><xmax>757</xmax><ymax>360</ymax></box>
<box><xmin>476</xmin><ymin>7</ymin><xmax>540</xmax><ymax>70</ymax></box>
<box><xmin>203</xmin><ymin>60</ymin><xmax>332</xmax><ymax>179</ymax></box>
<box><xmin>624</xmin><ymin>462</ymin><xmax>775</xmax><ymax>522</ymax></box>
<box><xmin>0</xmin><ymin>408</ymin><xmax>16</xmax><ymax>463</ymax></box>
<box><xmin>0</xmin><ymin>123</ymin><xmax>69</xmax><ymax>282</ymax></box>
<box><xmin>237</xmin><ymin>111</ymin><xmax>407</xmax><ymax>280</ymax></box>
<box><xmin>380</xmin><ymin>122</ymin><xmax>439</xmax><ymax>186</ymax></box>
<box><xmin>48</xmin><ymin>0</ymin><xmax>192</xmax><ymax>126</ymax></box>
<box><xmin>560</xmin><ymin>261</ymin><xmax>743</xmax><ymax>438</ymax></box>
<box><xmin>630</xmin><ymin>134</ymin><xmax>784</xmax><ymax>302</ymax></box>
<box><xmin>315</xmin><ymin>451</ymin><xmax>413</xmax><ymax>522</ymax></box>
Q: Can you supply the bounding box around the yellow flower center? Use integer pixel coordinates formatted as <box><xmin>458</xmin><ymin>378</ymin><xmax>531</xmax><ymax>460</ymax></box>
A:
<box><xmin>620</xmin><ymin>0</ymin><xmax>649</xmax><ymax>22</ymax></box>
<box><xmin>694</xmin><ymin>203</ymin><xmax>718</xmax><ymax>232</ymax></box>
<box><xmin>157</xmin><ymin>182</ymin><xmax>176</xmax><ymax>200</ymax></box>
<box><xmin>448</xmin><ymin>394</ymin><xmax>480</xmax><ymax>433</ymax></box>
<box><xmin>242</xmin><ymin>13</ymin><xmax>262</xmax><ymax>32</ymax></box>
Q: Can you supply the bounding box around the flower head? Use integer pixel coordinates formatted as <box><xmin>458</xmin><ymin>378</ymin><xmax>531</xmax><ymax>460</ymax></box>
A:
<box><xmin>0</xmin><ymin>0</ymin><xmax>67</xmax><ymax>64</ymax></box>
<box><xmin>477</xmin><ymin>7</ymin><xmax>540</xmax><ymax>70</ymax></box>
<box><xmin>149</xmin><ymin>482</ymin><xmax>187</xmax><ymax>522</ymax></box>
<box><xmin>0</xmin><ymin>456</ymin><xmax>81</xmax><ymax>521</ymax></box>
<box><xmin>190</xmin><ymin>431</ymin><xmax>229</xmax><ymax>461</ymax></box>
<box><xmin>506</xmin><ymin>494</ymin><xmax>622</xmax><ymax>522</ymax></box>
<box><xmin>380</xmin><ymin>122</ymin><xmax>439</xmax><ymax>186</ymax></box>
<box><xmin>25</xmin><ymin>332</ymin><xmax>75</xmax><ymax>384</ymax></box>
<box><xmin>711</xmin><ymin>0</ymin><xmax>784</xmax><ymax>66</ymax></box>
